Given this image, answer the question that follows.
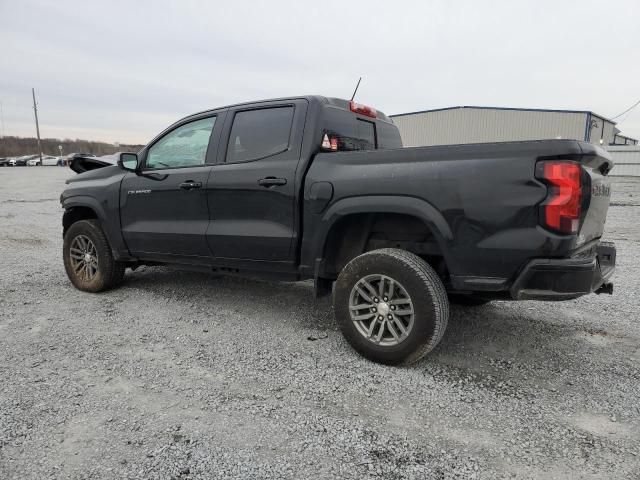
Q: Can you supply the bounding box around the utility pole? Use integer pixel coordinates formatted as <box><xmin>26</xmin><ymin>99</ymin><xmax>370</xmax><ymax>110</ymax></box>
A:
<box><xmin>32</xmin><ymin>88</ymin><xmax>43</xmax><ymax>163</ymax></box>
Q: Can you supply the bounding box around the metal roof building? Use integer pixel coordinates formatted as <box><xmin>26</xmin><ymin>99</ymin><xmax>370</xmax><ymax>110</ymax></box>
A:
<box><xmin>390</xmin><ymin>106</ymin><xmax>638</xmax><ymax>148</ymax></box>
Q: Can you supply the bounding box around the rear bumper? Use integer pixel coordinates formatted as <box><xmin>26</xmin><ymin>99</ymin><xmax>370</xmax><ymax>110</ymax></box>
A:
<box><xmin>510</xmin><ymin>242</ymin><xmax>616</xmax><ymax>300</ymax></box>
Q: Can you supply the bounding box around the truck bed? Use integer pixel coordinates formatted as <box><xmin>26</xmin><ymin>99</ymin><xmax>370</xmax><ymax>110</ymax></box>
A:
<box><xmin>302</xmin><ymin>139</ymin><xmax>612</xmax><ymax>292</ymax></box>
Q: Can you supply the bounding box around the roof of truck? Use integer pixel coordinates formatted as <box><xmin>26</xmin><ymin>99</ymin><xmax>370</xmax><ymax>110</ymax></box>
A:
<box><xmin>186</xmin><ymin>95</ymin><xmax>393</xmax><ymax>123</ymax></box>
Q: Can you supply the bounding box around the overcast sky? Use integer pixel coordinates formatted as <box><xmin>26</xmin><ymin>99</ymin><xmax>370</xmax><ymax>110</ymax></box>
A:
<box><xmin>1</xmin><ymin>0</ymin><xmax>639</xmax><ymax>145</ymax></box>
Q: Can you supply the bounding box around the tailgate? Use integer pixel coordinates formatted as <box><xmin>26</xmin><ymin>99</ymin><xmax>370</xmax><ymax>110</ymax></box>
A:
<box><xmin>578</xmin><ymin>143</ymin><xmax>613</xmax><ymax>245</ymax></box>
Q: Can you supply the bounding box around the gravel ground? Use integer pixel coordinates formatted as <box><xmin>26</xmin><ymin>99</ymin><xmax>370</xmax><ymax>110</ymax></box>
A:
<box><xmin>1</xmin><ymin>167</ymin><xmax>639</xmax><ymax>479</ymax></box>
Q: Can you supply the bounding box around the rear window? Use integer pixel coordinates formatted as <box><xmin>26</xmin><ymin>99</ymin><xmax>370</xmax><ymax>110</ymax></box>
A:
<box><xmin>322</xmin><ymin>105</ymin><xmax>405</xmax><ymax>152</ymax></box>
<box><xmin>356</xmin><ymin>120</ymin><xmax>376</xmax><ymax>149</ymax></box>
<box><xmin>327</xmin><ymin>118</ymin><xmax>377</xmax><ymax>152</ymax></box>
<box><xmin>226</xmin><ymin>106</ymin><xmax>294</xmax><ymax>163</ymax></box>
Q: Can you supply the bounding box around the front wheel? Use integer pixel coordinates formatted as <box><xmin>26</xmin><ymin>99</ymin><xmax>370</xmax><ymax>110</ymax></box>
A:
<box><xmin>63</xmin><ymin>220</ymin><xmax>125</xmax><ymax>292</ymax></box>
<box><xmin>333</xmin><ymin>248</ymin><xmax>449</xmax><ymax>365</ymax></box>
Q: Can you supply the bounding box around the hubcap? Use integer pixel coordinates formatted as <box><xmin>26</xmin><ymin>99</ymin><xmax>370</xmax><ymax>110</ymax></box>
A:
<box><xmin>377</xmin><ymin>302</ymin><xmax>390</xmax><ymax>316</ymax></box>
<box><xmin>349</xmin><ymin>274</ymin><xmax>414</xmax><ymax>346</ymax></box>
<box><xmin>69</xmin><ymin>235</ymin><xmax>99</xmax><ymax>282</ymax></box>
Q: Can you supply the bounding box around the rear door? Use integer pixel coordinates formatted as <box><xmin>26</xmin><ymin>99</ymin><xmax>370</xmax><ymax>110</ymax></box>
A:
<box><xmin>206</xmin><ymin>100</ymin><xmax>308</xmax><ymax>263</ymax></box>
<box><xmin>120</xmin><ymin>113</ymin><xmax>224</xmax><ymax>261</ymax></box>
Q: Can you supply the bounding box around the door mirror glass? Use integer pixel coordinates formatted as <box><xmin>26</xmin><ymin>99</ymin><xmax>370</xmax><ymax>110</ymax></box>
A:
<box><xmin>118</xmin><ymin>153</ymin><xmax>139</xmax><ymax>171</ymax></box>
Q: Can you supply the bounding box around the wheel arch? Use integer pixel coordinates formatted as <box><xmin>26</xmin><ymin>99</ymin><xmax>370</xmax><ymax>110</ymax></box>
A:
<box><xmin>61</xmin><ymin>195</ymin><xmax>133</xmax><ymax>261</ymax></box>
<box><xmin>62</xmin><ymin>193</ymin><xmax>133</xmax><ymax>261</ymax></box>
<box><xmin>62</xmin><ymin>197</ymin><xmax>105</xmax><ymax>236</ymax></box>
<box><xmin>312</xmin><ymin>195</ymin><xmax>453</xmax><ymax>280</ymax></box>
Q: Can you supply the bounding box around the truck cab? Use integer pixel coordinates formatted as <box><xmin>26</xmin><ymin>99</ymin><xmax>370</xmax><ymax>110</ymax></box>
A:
<box><xmin>63</xmin><ymin>96</ymin><xmax>401</xmax><ymax>273</ymax></box>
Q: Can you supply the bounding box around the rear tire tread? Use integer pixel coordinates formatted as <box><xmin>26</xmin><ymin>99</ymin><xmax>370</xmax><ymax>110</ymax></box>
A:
<box><xmin>377</xmin><ymin>249</ymin><xmax>449</xmax><ymax>364</ymax></box>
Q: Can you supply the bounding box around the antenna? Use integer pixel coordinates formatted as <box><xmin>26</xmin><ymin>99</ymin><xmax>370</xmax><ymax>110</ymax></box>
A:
<box><xmin>350</xmin><ymin>77</ymin><xmax>362</xmax><ymax>102</ymax></box>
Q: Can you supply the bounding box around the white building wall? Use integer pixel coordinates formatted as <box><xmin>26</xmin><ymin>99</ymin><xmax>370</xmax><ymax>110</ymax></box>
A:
<box><xmin>606</xmin><ymin>146</ymin><xmax>640</xmax><ymax>176</ymax></box>
<box><xmin>391</xmin><ymin>108</ymin><xmax>588</xmax><ymax>147</ymax></box>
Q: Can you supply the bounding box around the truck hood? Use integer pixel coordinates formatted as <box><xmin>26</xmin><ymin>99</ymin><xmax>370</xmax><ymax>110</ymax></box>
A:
<box><xmin>66</xmin><ymin>164</ymin><xmax>122</xmax><ymax>184</ymax></box>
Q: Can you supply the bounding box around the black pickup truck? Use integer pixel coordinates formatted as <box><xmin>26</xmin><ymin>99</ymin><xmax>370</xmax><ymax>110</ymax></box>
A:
<box><xmin>60</xmin><ymin>96</ymin><xmax>616</xmax><ymax>364</ymax></box>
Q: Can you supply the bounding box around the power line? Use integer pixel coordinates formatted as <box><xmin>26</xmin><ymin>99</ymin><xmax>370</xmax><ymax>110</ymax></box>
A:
<box><xmin>610</xmin><ymin>98</ymin><xmax>640</xmax><ymax>120</ymax></box>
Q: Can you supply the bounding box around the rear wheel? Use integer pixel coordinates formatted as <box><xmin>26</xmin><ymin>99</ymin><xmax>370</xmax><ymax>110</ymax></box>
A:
<box><xmin>63</xmin><ymin>220</ymin><xmax>125</xmax><ymax>292</ymax></box>
<box><xmin>334</xmin><ymin>248</ymin><xmax>449</xmax><ymax>365</ymax></box>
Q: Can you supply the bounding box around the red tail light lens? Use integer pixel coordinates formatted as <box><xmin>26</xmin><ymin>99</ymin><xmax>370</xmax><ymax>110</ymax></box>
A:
<box><xmin>349</xmin><ymin>101</ymin><xmax>377</xmax><ymax>118</ymax></box>
<box><xmin>538</xmin><ymin>161</ymin><xmax>582</xmax><ymax>234</ymax></box>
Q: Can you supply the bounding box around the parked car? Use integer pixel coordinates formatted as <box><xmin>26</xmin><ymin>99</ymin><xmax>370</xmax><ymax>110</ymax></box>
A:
<box><xmin>27</xmin><ymin>156</ymin><xmax>62</xmax><ymax>166</ymax></box>
<box><xmin>9</xmin><ymin>155</ymin><xmax>37</xmax><ymax>166</ymax></box>
<box><xmin>60</xmin><ymin>95</ymin><xmax>616</xmax><ymax>365</ymax></box>
<box><xmin>0</xmin><ymin>157</ymin><xmax>8</xmax><ymax>167</ymax></box>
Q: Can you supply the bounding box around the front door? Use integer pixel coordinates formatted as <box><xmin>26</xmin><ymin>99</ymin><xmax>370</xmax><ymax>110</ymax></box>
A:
<box><xmin>206</xmin><ymin>100</ymin><xmax>307</xmax><ymax>263</ymax></box>
<box><xmin>120</xmin><ymin>115</ymin><xmax>220</xmax><ymax>262</ymax></box>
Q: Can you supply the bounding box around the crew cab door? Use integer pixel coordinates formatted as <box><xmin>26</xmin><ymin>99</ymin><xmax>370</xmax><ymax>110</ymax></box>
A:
<box><xmin>120</xmin><ymin>112</ymin><xmax>224</xmax><ymax>261</ymax></box>
<box><xmin>206</xmin><ymin>100</ymin><xmax>307</xmax><ymax>263</ymax></box>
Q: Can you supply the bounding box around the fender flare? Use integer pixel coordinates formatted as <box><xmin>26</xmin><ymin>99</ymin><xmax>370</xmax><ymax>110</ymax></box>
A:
<box><xmin>62</xmin><ymin>195</ymin><xmax>107</xmax><ymax>222</ymax></box>
<box><xmin>61</xmin><ymin>195</ymin><xmax>131</xmax><ymax>260</ymax></box>
<box><xmin>310</xmin><ymin>195</ymin><xmax>454</xmax><ymax>274</ymax></box>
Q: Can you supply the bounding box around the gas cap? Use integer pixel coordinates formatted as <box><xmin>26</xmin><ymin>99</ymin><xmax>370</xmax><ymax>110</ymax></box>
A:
<box><xmin>307</xmin><ymin>182</ymin><xmax>333</xmax><ymax>214</ymax></box>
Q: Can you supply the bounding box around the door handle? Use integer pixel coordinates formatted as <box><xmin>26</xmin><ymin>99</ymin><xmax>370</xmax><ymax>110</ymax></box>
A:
<box><xmin>258</xmin><ymin>177</ymin><xmax>287</xmax><ymax>188</ymax></box>
<box><xmin>179</xmin><ymin>181</ymin><xmax>202</xmax><ymax>190</ymax></box>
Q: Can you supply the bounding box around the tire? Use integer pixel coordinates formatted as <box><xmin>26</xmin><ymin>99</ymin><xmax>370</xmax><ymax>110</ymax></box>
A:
<box><xmin>334</xmin><ymin>248</ymin><xmax>449</xmax><ymax>365</ymax></box>
<box><xmin>448</xmin><ymin>294</ymin><xmax>491</xmax><ymax>307</ymax></box>
<box><xmin>63</xmin><ymin>219</ymin><xmax>125</xmax><ymax>292</ymax></box>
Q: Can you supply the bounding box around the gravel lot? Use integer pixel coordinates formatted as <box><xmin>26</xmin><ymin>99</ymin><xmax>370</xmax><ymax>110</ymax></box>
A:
<box><xmin>1</xmin><ymin>167</ymin><xmax>639</xmax><ymax>479</ymax></box>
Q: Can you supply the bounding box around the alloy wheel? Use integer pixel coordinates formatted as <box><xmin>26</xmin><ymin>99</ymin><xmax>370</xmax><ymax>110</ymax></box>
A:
<box><xmin>348</xmin><ymin>274</ymin><xmax>415</xmax><ymax>346</ymax></box>
<box><xmin>69</xmin><ymin>235</ymin><xmax>99</xmax><ymax>282</ymax></box>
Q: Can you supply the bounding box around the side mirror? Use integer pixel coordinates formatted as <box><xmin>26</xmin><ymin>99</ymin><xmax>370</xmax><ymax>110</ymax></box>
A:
<box><xmin>118</xmin><ymin>152</ymin><xmax>139</xmax><ymax>172</ymax></box>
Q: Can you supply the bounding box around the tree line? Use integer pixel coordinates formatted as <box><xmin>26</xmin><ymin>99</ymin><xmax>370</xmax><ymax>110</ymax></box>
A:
<box><xmin>0</xmin><ymin>136</ymin><xmax>144</xmax><ymax>157</ymax></box>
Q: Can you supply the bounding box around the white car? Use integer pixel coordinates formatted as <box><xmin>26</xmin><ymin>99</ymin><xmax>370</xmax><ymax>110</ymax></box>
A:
<box><xmin>27</xmin><ymin>156</ymin><xmax>62</xmax><ymax>166</ymax></box>
<box><xmin>9</xmin><ymin>155</ymin><xmax>36</xmax><ymax>166</ymax></box>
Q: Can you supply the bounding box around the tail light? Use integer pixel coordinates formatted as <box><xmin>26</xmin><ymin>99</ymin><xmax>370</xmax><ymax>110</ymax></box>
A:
<box><xmin>321</xmin><ymin>133</ymin><xmax>339</xmax><ymax>151</ymax></box>
<box><xmin>349</xmin><ymin>101</ymin><xmax>377</xmax><ymax>118</ymax></box>
<box><xmin>536</xmin><ymin>161</ymin><xmax>582</xmax><ymax>234</ymax></box>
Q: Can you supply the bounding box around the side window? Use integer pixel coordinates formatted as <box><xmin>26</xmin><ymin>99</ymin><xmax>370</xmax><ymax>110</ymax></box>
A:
<box><xmin>147</xmin><ymin>116</ymin><xmax>216</xmax><ymax>169</ymax></box>
<box><xmin>226</xmin><ymin>106</ymin><xmax>294</xmax><ymax>163</ymax></box>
